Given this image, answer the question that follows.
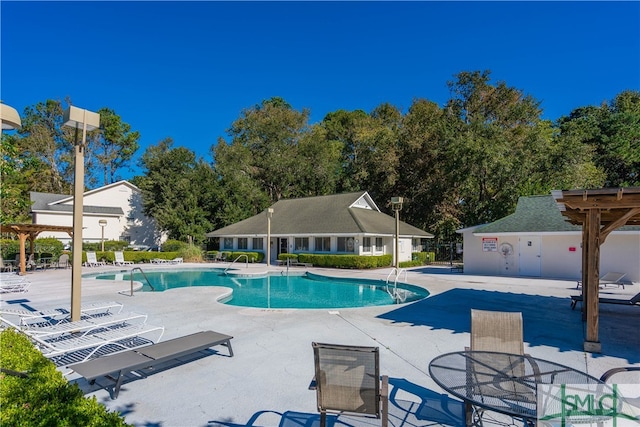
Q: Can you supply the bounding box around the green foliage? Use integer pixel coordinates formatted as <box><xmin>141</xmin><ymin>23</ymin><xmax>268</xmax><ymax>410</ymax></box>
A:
<box><xmin>138</xmin><ymin>139</ymin><xmax>220</xmax><ymax>244</ymax></box>
<box><xmin>226</xmin><ymin>251</ymin><xmax>263</xmax><ymax>263</ymax></box>
<box><xmin>179</xmin><ymin>244</ymin><xmax>203</xmax><ymax>263</ymax></box>
<box><xmin>277</xmin><ymin>253</ymin><xmax>299</xmax><ymax>261</ymax></box>
<box><xmin>95</xmin><ymin>107</ymin><xmax>140</xmax><ymax>186</ymax></box>
<box><xmin>0</xmin><ymin>329</ymin><xmax>130</xmax><ymax>426</ymax></box>
<box><xmin>399</xmin><ymin>260</ymin><xmax>424</xmax><ymax>268</ymax></box>
<box><xmin>0</xmin><ymin>239</ymin><xmax>20</xmax><ymax>260</ymax></box>
<box><xmin>162</xmin><ymin>239</ymin><xmax>188</xmax><ymax>252</ymax></box>
<box><xmin>297</xmin><ymin>254</ymin><xmax>392</xmax><ymax>269</ymax></box>
<box><xmin>131</xmin><ymin>251</ymin><xmax>180</xmax><ymax>263</ymax></box>
<box><xmin>33</xmin><ymin>238</ymin><xmax>64</xmax><ymax>259</ymax></box>
<box><xmin>411</xmin><ymin>252</ymin><xmax>434</xmax><ymax>264</ymax></box>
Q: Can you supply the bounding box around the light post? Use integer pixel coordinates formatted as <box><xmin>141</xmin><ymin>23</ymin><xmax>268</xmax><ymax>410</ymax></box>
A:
<box><xmin>63</xmin><ymin>106</ymin><xmax>100</xmax><ymax>322</ymax></box>
<box><xmin>99</xmin><ymin>219</ymin><xmax>107</xmax><ymax>252</ymax></box>
<box><xmin>391</xmin><ymin>197</ymin><xmax>404</xmax><ymax>269</ymax></box>
<box><xmin>266</xmin><ymin>208</ymin><xmax>274</xmax><ymax>266</ymax></box>
<box><xmin>1</xmin><ymin>103</ymin><xmax>24</xmax><ymax>274</ymax></box>
<box><xmin>1</xmin><ymin>102</ymin><xmax>22</xmax><ymax>130</ymax></box>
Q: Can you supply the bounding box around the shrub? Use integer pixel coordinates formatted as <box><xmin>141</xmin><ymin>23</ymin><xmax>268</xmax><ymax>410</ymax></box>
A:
<box><xmin>161</xmin><ymin>240</ymin><xmax>188</xmax><ymax>252</ymax></box>
<box><xmin>179</xmin><ymin>245</ymin><xmax>203</xmax><ymax>263</ymax></box>
<box><xmin>33</xmin><ymin>238</ymin><xmax>64</xmax><ymax>259</ymax></box>
<box><xmin>278</xmin><ymin>253</ymin><xmax>299</xmax><ymax>261</ymax></box>
<box><xmin>400</xmin><ymin>260</ymin><xmax>424</xmax><ymax>268</ymax></box>
<box><xmin>0</xmin><ymin>329</ymin><xmax>130</xmax><ymax>426</ymax></box>
<box><xmin>296</xmin><ymin>254</ymin><xmax>392</xmax><ymax>269</ymax></box>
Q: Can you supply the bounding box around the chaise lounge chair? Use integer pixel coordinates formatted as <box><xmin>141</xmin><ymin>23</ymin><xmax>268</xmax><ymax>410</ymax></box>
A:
<box><xmin>571</xmin><ymin>291</ymin><xmax>640</xmax><ymax>309</ymax></box>
<box><xmin>576</xmin><ymin>272</ymin><xmax>627</xmax><ymax>289</ymax></box>
<box><xmin>113</xmin><ymin>251</ymin><xmax>134</xmax><ymax>266</ymax></box>
<box><xmin>30</xmin><ymin>322</ymin><xmax>165</xmax><ymax>366</ymax></box>
<box><xmin>0</xmin><ymin>274</ymin><xmax>30</xmax><ymax>293</ymax></box>
<box><xmin>85</xmin><ymin>252</ymin><xmax>106</xmax><ymax>267</ymax></box>
<box><xmin>0</xmin><ymin>301</ymin><xmax>124</xmax><ymax>327</ymax></box>
<box><xmin>69</xmin><ymin>330</ymin><xmax>234</xmax><ymax>398</ymax></box>
<box><xmin>8</xmin><ymin>311</ymin><xmax>149</xmax><ymax>339</ymax></box>
<box><xmin>311</xmin><ymin>342</ymin><xmax>389</xmax><ymax>427</ymax></box>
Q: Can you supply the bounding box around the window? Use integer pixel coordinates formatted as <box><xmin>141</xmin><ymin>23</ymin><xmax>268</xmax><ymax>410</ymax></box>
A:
<box><xmin>375</xmin><ymin>237</ymin><xmax>383</xmax><ymax>252</ymax></box>
<box><xmin>223</xmin><ymin>238</ymin><xmax>233</xmax><ymax>250</ymax></box>
<box><xmin>363</xmin><ymin>237</ymin><xmax>372</xmax><ymax>253</ymax></box>
<box><xmin>237</xmin><ymin>238</ymin><xmax>248</xmax><ymax>250</ymax></box>
<box><xmin>294</xmin><ymin>237</ymin><xmax>309</xmax><ymax>251</ymax></box>
<box><xmin>337</xmin><ymin>237</ymin><xmax>355</xmax><ymax>253</ymax></box>
<box><xmin>252</xmin><ymin>238</ymin><xmax>263</xmax><ymax>250</ymax></box>
<box><xmin>315</xmin><ymin>237</ymin><xmax>330</xmax><ymax>252</ymax></box>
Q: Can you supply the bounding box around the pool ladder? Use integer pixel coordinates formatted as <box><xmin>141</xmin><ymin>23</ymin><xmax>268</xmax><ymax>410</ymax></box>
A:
<box><xmin>127</xmin><ymin>267</ymin><xmax>155</xmax><ymax>296</ymax></box>
<box><xmin>223</xmin><ymin>254</ymin><xmax>249</xmax><ymax>275</ymax></box>
<box><xmin>385</xmin><ymin>268</ymin><xmax>408</xmax><ymax>303</ymax></box>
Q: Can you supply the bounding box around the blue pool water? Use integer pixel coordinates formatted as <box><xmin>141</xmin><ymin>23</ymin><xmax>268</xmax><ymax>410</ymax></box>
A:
<box><xmin>92</xmin><ymin>269</ymin><xmax>429</xmax><ymax>309</ymax></box>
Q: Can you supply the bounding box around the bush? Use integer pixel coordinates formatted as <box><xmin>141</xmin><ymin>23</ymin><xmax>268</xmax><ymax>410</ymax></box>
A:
<box><xmin>400</xmin><ymin>260</ymin><xmax>424</xmax><ymax>268</ymax></box>
<box><xmin>278</xmin><ymin>253</ymin><xmax>299</xmax><ymax>261</ymax></box>
<box><xmin>0</xmin><ymin>329</ymin><xmax>130</xmax><ymax>426</ymax></box>
<box><xmin>161</xmin><ymin>240</ymin><xmax>188</xmax><ymax>252</ymax></box>
<box><xmin>296</xmin><ymin>254</ymin><xmax>392</xmax><ymax>269</ymax></box>
<box><xmin>179</xmin><ymin>245</ymin><xmax>203</xmax><ymax>263</ymax></box>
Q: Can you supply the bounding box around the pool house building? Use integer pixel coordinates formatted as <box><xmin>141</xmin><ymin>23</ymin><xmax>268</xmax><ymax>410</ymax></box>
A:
<box><xmin>206</xmin><ymin>191</ymin><xmax>433</xmax><ymax>265</ymax></box>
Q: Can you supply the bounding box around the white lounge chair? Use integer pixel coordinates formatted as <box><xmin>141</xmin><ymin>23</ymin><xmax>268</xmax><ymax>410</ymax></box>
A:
<box><xmin>15</xmin><ymin>311</ymin><xmax>149</xmax><ymax>338</ymax></box>
<box><xmin>576</xmin><ymin>272</ymin><xmax>627</xmax><ymax>289</ymax></box>
<box><xmin>151</xmin><ymin>258</ymin><xmax>170</xmax><ymax>264</ymax></box>
<box><xmin>0</xmin><ymin>301</ymin><xmax>123</xmax><ymax>327</ymax></box>
<box><xmin>30</xmin><ymin>322</ymin><xmax>165</xmax><ymax>366</ymax></box>
<box><xmin>170</xmin><ymin>257</ymin><xmax>183</xmax><ymax>264</ymax></box>
<box><xmin>113</xmin><ymin>251</ymin><xmax>134</xmax><ymax>266</ymax></box>
<box><xmin>0</xmin><ymin>274</ymin><xmax>31</xmax><ymax>293</ymax></box>
<box><xmin>84</xmin><ymin>252</ymin><xmax>106</xmax><ymax>267</ymax></box>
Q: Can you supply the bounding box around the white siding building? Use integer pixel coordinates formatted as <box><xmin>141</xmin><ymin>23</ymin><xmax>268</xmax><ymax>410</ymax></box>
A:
<box><xmin>458</xmin><ymin>195</ymin><xmax>640</xmax><ymax>282</ymax></box>
<box><xmin>30</xmin><ymin>180</ymin><xmax>165</xmax><ymax>249</ymax></box>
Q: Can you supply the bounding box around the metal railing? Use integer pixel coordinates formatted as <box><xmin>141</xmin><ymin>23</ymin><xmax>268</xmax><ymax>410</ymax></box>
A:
<box><xmin>224</xmin><ymin>254</ymin><xmax>249</xmax><ymax>274</ymax></box>
<box><xmin>385</xmin><ymin>267</ymin><xmax>408</xmax><ymax>303</ymax></box>
<box><xmin>129</xmin><ymin>267</ymin><xmax>154</xmax><ymax>296</ymax></box>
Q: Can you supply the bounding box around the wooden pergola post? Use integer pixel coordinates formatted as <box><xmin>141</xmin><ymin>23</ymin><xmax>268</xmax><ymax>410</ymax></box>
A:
<box><xmin>0</xmin><ymin>224</ymin><xmax>74</xmax><ymax>275</ymax></box>
<box><xmin>552</xmin><ymin>187</ymin><xmax>640</xmax><ymax>353</ymax></box>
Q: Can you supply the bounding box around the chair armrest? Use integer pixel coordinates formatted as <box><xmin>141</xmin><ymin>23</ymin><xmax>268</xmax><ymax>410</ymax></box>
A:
<box><xmin>599</xmin><ymin>366</ymin><xmax>640</xmax><ymax>382</ymax></box>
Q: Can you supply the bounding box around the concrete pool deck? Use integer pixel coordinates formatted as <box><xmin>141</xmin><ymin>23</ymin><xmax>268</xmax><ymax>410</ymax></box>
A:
<box><xmin>1</xmin><ymin>263</ymin><xmax>639</xmax><ymax>427</ymax></box>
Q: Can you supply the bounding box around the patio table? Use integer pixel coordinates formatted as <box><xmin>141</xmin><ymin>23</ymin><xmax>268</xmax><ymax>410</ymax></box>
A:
<box><xmin>429</xmin><ymin>351</ymin><xmax>609</xmax><ymax>426</ymax></box>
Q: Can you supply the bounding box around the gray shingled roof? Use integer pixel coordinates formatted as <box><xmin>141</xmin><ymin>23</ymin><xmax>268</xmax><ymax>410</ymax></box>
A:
<box><xmin>30</xmin><ymin>192</ymin><xmax>123</xmax><ymax>215</ymax></box>
<box><xmin>475</xmin><ymin>194</ymin><xmax>639</xmax><ymax>234</ymax></box>
<box><xmin>207</xmin><ymin>192</ymin><xmax>433</xmax><ymax>237</ymax></box>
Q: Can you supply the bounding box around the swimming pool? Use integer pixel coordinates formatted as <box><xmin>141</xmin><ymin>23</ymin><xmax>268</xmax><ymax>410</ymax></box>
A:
<box><xmin>92</xmin><ymin>269</ymin><xmax>429</xmax><ymax>309</ymax></box>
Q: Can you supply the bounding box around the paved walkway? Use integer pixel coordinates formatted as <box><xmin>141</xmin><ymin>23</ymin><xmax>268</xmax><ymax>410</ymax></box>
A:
<box><xmin>2</xmin><ymin>263</ymin><xmax>638</xmax><ymax>427</ymax></box>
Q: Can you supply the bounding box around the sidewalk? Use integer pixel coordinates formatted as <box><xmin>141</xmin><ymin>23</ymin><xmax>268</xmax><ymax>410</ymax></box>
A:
<box><xmin>1</xmin><ymin>264</ymin><xmax>638</xmax><ymax>426</ymax></box>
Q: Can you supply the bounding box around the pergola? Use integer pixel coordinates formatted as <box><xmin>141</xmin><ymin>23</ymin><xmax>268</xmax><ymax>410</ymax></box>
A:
<box><xmin>0</xmin><ymin>223</ymin><xmax>74</xmax><ymax>275</ymax></box>
<box><xmin>552</xmin><ymin>187</ymin><xmax>640</xmax><ymax>353</ymax></box>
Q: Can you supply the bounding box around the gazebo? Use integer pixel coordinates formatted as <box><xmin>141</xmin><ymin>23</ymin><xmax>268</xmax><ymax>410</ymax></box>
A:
<box><xmin>552</xmin><ymin>187</ymin><xmax>640</xmax><ymax>352</ymax></box>
<box><xmin>0</xmin><ymin>223</ymin><xmax>74</xmax><ymax>275</ymax></box>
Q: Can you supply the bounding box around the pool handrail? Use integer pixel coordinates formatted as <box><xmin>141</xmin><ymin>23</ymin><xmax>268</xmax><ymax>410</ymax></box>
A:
<box><xmin>386</xmin><ymin>268</ymin><xmax>408</xmax><ymax>303</ymax></box>
<box><xmin>129</xmin><ymin>267</ymin><xmax>155</xmax><ymax>296</ymax></box>
<box><xmin>224</xmin><ymin>254</ymin><xmax>249</xmax><ymax>274</ymax></box>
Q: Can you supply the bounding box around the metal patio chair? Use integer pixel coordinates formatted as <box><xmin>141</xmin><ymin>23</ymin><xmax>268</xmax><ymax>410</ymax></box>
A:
<box><xmin>312</xmin><ymin>342</ymin><xmax>388</xmax><ymax>427</ymax></box>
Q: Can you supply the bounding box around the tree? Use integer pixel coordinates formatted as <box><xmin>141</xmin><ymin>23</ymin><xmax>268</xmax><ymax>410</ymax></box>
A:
<box><xmin>445</xmin><ymin>70</ymin><xmax>554</xmax><ymax>227</ymax></box>
<box><xmin>137</xmin><ymin>138</ymin><xmax>221</xmax><ymax>244</ymax></box>
<box><xmin>94</xmin><ymin>108</ymin><xmax>140</xmax><ymax>185</ymax></box>
<box><xmin>557</xmin><ymin>90</ymin><xmax>640</xmax><ymax>187</ymax></box>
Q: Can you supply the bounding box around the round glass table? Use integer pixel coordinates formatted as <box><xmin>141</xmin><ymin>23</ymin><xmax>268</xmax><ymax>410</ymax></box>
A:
<box><xmin>429</xmin><ymin>351</ymin><xmax>609</xmax><ymax>426</ymax></box>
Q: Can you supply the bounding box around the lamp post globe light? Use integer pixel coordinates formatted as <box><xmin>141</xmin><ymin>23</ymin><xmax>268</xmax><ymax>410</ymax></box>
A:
<box><xmin>0</xmin><ymin>102</ymin><xmax>22</xmax><ymax>130</ymax></box>
<box><xmin>99</xmin><ymin>219</ymin><xmax>108</xmax><ymax>252</ymax></box>
<box><xmin>266</xmin><ymin>208</ymin><xmax>274</xmax><ymax>267</ymax></box>
<box><xmin>391</xmin><ymin>197</ymin><xmax>404</xmax><ymax>269</ymax></box>
<box><xmin>63</xmin><ymin>106</ymin><xmax>100</xmax><ymax>322</ymax></box>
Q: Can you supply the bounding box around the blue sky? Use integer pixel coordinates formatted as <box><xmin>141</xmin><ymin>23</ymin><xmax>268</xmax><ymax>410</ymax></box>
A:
<box><xmin>2</xmin><ymin>1</ymin><xmax>639</xmax><ymax>181</ymax></box>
